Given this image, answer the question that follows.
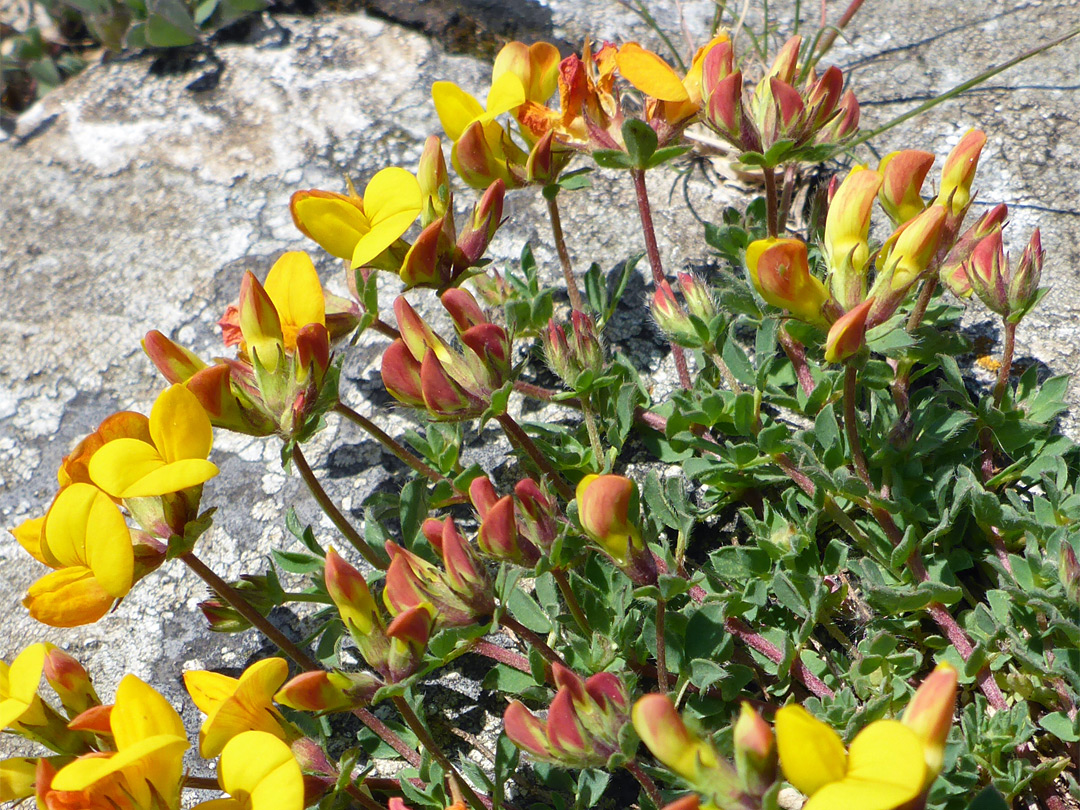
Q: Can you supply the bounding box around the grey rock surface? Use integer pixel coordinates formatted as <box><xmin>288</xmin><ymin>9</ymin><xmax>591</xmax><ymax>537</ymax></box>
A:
<box><xmin>1</xmin><ymin>0</ymin><xmax>1078</xmax><ymax>791</ymax></box>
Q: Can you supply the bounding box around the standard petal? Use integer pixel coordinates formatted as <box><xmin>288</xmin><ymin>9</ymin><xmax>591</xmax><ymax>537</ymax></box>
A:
<box><xmin>119</xmin><ymin>459</ymin><xmax>219</xmax><ymax>499</ymax></box>
<box><xmin>364</xmin><ymin>167</ymin><xmax>423</xmax><ymax>226</ymax></box>
<box><xmin>617</xmin><ymin>43</ymin><xmax>689</xmax><ymax>101</ymax></box>
<box><xmin>432</xmin><ymin>81</ymin><xmax>486</xmax><ymax>141</ymax></box>
<box><xmin>111</xmin><ymin>675</ymin><xmax>187</xmax><ymax>749</ymax></box>
<box><xmin>484</xmin><ymin>71</ymin><xmax>527</xmax><ymax>117</ymax></box>
<box><xmin>836</xmin><ymin>719</ymin><xmax>926</xmax><ymax>807</ymax></box>
<box><xmin>23</xmin><ymin>568</ymin><xmax>114</xmax><ymax>627</ymax></box>
<box><xmin>150</xmin><ymin>384</ymin><xmax>214</xmax><ymax>465</ymax></box>
<box><xmin>89</xmin><ymin>438</ymin><xmax>164</xmax><ymax>499</ymax></box>
<box><xmin>184</xmin><ymin>670</ymin><xmax>238</xmax><ymax>715</ymax></box>
<box><xmin>263</xmin><ymin>251</ymin><xmax>326</xmax><ymax>344</ymax></box>
<box><xmin>775</xmin><ymin>705</ymin><xmax>847</xmax><ymax>798</ymax></box>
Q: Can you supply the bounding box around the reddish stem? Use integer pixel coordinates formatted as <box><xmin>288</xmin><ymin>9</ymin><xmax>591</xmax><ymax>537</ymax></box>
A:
<box><xmin>472</xmin><ymin>639</ymin><xmax>531</xmax><ymax>674</ymax></box>
<box><xmin>631</xmin><ymin>167</ymin><xmax>692</xmax><ymax>390</ymax></box>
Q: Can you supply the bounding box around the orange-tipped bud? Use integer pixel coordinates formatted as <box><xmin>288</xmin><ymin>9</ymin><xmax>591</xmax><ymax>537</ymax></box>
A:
<box><xmin>733</xmin><ymin>702</ymin><xmax>777</xmax><ymax>796</ymax></box>
<box><xmin>818</xmin><ymin>89</ymin><xmax>859</xmax><ymax>143</ymax></box>
<box><xmin>805</xmin><ymin>65</ymin><xmax>843</xmax><ymax>128</ymax></box>
<box><xmin>767</xmin><ymin>36</ymin><xmax>802</xmax><ymax>84</ymax></box>
<box><xmin>705</xmin><ymin>71</ymin><xmax>743</xmax><ymax>139</ymax></box>
<box><xmin>964</xmin><ymin>227</ymin><xmax>1009</xmax><ymax>315</ymax></box>
<box><xmin>824</xmin><ymin>167</ymin><xmax>883</xmax><ymax>310</ymax></box>
<box><xmin>142</xmin><ymin>330</ymin><xmax>206</xmax><ymax>384</ymax></box>
<box><xmin>381</xmin><ymin>339</ymin><xmax>426</xmax><ymax>408</ymax></box>
<box><xmin>417</xmin><ymin>135</ymin><xmax>451</xmax><ymax>225</ymax></box>
<box><xmin>1008</xmin><ymin>228</ymin><xmax>1044</xmax><ymax>318</ymax></box>
<box><xmin>650</xmin><ymin>280</ymin><xmax>699</xmax><ymax>347</ymax></box>
<box><xmin>936</xmin><ymin>129</ymin><xmax>987</xmax><ymax>218</ymax></box>
<box><xmin>505</xmin><ymin>700</ymin><xmax>552</xmax><ymax>759</ymax></box>
<box><xmin>294</xmin><ymin>323</ymin><xmax>330</xmax><ymax>385</ymax></box>
<box><xmin>632</xmin><ymin>694</ymin><xmax>715</xmax><ymax>781</ymax></box>
<box><xmin>939</xmin><ymin>203</ymin><xmax>1008</xmax><ymax>298</ymax></box>
<box><xmin>770</xmin><ymin>77</ymin><xmax>805</xmax><ymax>135</ymax></box>
<box><xmin>824</xmin><ymin>298</ymin><xmax>873</xmax><ymax>364</ymax></box>
<box><xmin>677</xmin><ymin>272</ymin><xmax>717</xmax><ymax>324</ymax></box>
<box><xmin>275</xmin><ymin>670</ymin><xmax>379</xmax><ymax>713</ymax></box>
<box><xmin>745</xmin><ymin>238</ymin><xmax>830</xmax><ymax>325</ymax></box>
<box><xmin>421</xmin><ymin>350</ymin><xmax>481</xmax><ymax>418</ymax></box>
<box><xmin>478</xmin><ymin>494</ymin><xmax>539</xmax><ymax>565</ymax></box>
<box><xmin>701</xmin><ymin>38</ymin><xmax>734</xmax><ymax>94</ymax></box>
<box><xmin>42</xmin><ymin>647</ymin><xmax>99</xmax><ymax>716</ymax></box>
<box><xmin>576</xmin><ymin>474</ymin><xmax>640</xmax><ymax>565</ymax></box>
<box><xmin>878</xmin><ymin>150</ymin><xmax>935</xmax><ymax>225</ymax></box>
<box><xmin>661</xmin><ymin>797</ymin><xmax>701</xmax><ymax>810</ymax></box>
<box><xmin>453</xmin><ymin>122</ymin><xmax>516</xmax><ymax>189</ymax></box>
<box><xmin>386</xmin><ymin>603</ymin><xmax>434</xmax><ymax>682</ymax></box>
<box><xmin>441</xmin><ymin>288</ymin><xmax>488</xmax><ymax>333</ymax></box>
<box><xmin>324</xmin><ymin>548</ymin><xmax>381</xmax><ymax>637</ymax></box>
<box><xmin>525</xmin><ymin>130</ymin><xmax>561</xmax><ymax>184</ymax></box>
<box><xmin>468</xmin><ymin>476</ymin><xmax>499</xmax><ymax>518</ymax></box>
<box><xmin>881</xmin><ymin>204</ymin><xmax>948</xmax><ymax>292</ymax></box>
<box><xmin>457</xmin><ymin>180</ymin><xmax>506</xmax><ymax>268</ymax></box>
<box><xmin>902</xmin><ymin>663</ymin><xmax>958</xmax><ymax>783</ymax></box>
<box><xmin>400</xmin><ymin>217</ymin><xmax>454</xmax><ymax>290</ymax></box>
<box><xmin>238</xmin><ymin>271</ymin><xmax>284</xmax><ymax>372</ymax></box>
<box><xmin>515</xmin><ymin>478</ymin><xmax>560</xmax><ymax>550</ymax></box>
<box><xmin>1060</xmin><ymin>544</ymin><xmax>1080</xmax><ymax>604</ymax></box>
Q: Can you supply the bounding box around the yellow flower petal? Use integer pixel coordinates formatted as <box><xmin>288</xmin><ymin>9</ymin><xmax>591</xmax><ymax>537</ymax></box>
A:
<box><xmin>432</xmin><ymin>81</ymin><xmax>486</xmax><ymax>141</ymax></box>
<box><xmin>617</xmin><ymin>43</ymin><xmax>690</xmax><ymax>102</ymax></box>
<box><xmin>88</xmin><ymin>438</ymin><xmax>164</xmax><ymax>499</ymax></box>
<box><xmin>195</xmin><ymin>658</ymin><xmax>290</xmax><ymax>758</ymax></box>
<box><xmin>120</xmin><ymin>459</ymin><xmax>220</xmax><ymax>500</ymax></box>
<box><xmin>150</xmin><ymin>384</ymin><xmax>214</xmax><ymax>466</ymax></box>
<box><xmin>291</xmin><ymin>191</ymin><xmax>370</xmax><ymax>260</ymax></box>
<box><xmin>111</xmin><ymin>675</ymin><xmax>187</xmax><ymax>749</ymax></box>
<box><xmin>23</xmin><ymin>567</ymin><xmax>115</xmax><ymax>627</ymax></box>
<box><xmin>0</xmin><ymin>644</ymin><xmax>45</xmax><ymax>729</ymax></box>
<box><xmin>219</xmin><ymin>731</ymin><xmax>304</xmax><ymax>810</ymax></box>
<box><xmin>42</xmin><ymin>484</ymin><xmax>132</xmax><ymax>598</ymax></box>
<box><xmin>264</xmin><ymin>251</ymin><xmax>326</xmax><ymax>351</ymax></box>
<box><xmin>184</xmin><ymin>670</ymin><xmax>240</xmax><ymax>715</ymax></box>
<box><xmin>0</xmin><ymin>757</ymin><xmax>38</xmax><ymax>802</ymax></box>
<box><xmin>485</xmin><ymin>71</ymin><xmax>527</xmax><ymax>117</ymax></box>
<box><xmin>51</xmin><ymin>734</ymin><xmax>189</xmax><ymax>792</ymax></box>
<box><xmin>350</xmin><ymin>167</ymin><xmax>423</xmax><ymax>269</ymax></box>
<box><xmin>775</xmin><ymin>705</ymin><xmax>847</xmax><ymax>798</ymax></box>
<box><xmin>12</xmin><ymin>516</ymin><xmax>47</xmax><ymax>565</ymax></box>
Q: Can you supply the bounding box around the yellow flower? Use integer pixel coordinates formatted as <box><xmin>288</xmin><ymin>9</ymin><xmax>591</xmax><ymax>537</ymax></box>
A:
<box><xmin>291</xmin><ymin>170</ymin><xmax>423</xmax><ymax>269</ymax></box>
<box><xmin>745</xmin><ymin>238</ymin><xmax>830</xmax><ymax>326</ymax></box>
<box><xmin>88</xmin><ymin>384</ymin><xmax>218</xmax><ymax>500</ymax></box>
<box><xmin>183</xmin><ymin>658</ymin><xmax>292</xmax><ymax>758</ymax></box>
<box><xmin>192</xmin><ymin>731</ymin><xmax>304</xmax><ymax>810</ymax></box>
<box><xmin>0</xmin><ymin>644</ymin><xmax>49</xmax><ymax>731</ymax></box>
<box><xmin>0</xmin><ymin>757</ymin><xmax>38</xmax><ymax>803</ymax></box>
<box><xmin>50</xmin><ymin>675</ymin><xmax>189</xmax><ymax>810</ymax></box>
<box><xmin>775</xmin><ymin>705</ymin><xmax>926</xmax><ymax>810</ymax></box>
<box><xmin>19</xmin><ymin>484</ymin><xmax>134</xmax><ymax>627</ymax></box>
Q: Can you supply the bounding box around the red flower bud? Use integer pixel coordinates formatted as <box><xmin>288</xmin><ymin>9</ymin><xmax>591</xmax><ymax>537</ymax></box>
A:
<box><xmin>381</xmin><ymin>339</ymin><xmax>425</xmax><ymax>408</ymax></box>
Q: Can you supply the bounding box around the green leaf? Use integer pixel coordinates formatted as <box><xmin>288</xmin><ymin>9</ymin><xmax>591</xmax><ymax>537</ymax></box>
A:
<box><xmin>506</xmin><ymin>588</ymin><xmax>553</xmax><ymax>633</ymax></box>
<box><xmin>271</xmin><ymin>549</ymin><xmax>324</xmax><ymax>575</ymax></box>
<box><xmin>574</xmin><ymin>769</ymin><xmax>610</xmax><ymax>810</ymax></box>
<box><xmin>965</xmin><ymin>786</ymin><xmax>1009</xmax><ymax>810</ymax></box>
<box><xmin>646</xmin><ymin>144</ymin><xmax>690</xmax><ymax>168</ymax></box>
<box><xmin>1038</xmin><ymin>711</ymin><xmax>1080</xmax><ymax>742</ymax></box>
<box><xmin>622</xmin><ymin>119</ymin><xmax>658</xmax><ymax>169</ymax></box>
<box><xmin>592</xmin><ymin>149</ymin><xmax>633</xmax><ymax>170</ymax></box>
<box><xmin>145</xmin><ymin>0</ymin><xmax>199</xmax><ymax>46</ymax></box>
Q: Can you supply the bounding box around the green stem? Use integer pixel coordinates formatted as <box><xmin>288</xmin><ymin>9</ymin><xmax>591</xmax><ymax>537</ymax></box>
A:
<box><xmin>282</xmin><ymin>592</ymin><xmax>334</xmax><ymax>604</ymax></box>
<box><xmin>655</xmin><ymin>597</ymin><xmax>669</xmax><ymax>693</ymax></box>
<box><xmin>993</xmin><ymin>319</ymin><xmax>1016</xmax><ymax>407</ymax></box>
<box><xmin>546</xmin><ymin>194</ymin><xmax>584</xmax><ymax>312</ymax></box>
<box><xmin>501</xmin><ymin>614</ymin><xmax>569</xmax><ymax>668</ymax></box>
<box><xmin>291</xmin><ymin>444</ymin><xmax>385</xmax><ymax>570</ymax></box>
<box><xmin>552</xmin><ymin>568</ymin><xmax>591</xmax><ymax>636</ymax></box>
<box><xmin>843</xmin><ymin>364</ymin><xmax>872</xmax><ymax>486</ymax></box>
<box><xmin>495</xmin><ymin>412</ymin><xmax>575</xmax><ymax>501</ymax></box>
<box><xmin>581</xmin><ymin>397</ymin><xmax>605</xmax><ymax>470</ymax></box>
<box><xmin>392</xmin><ymin>696</ymin><xmax>485</xmax><ymax>810</ymax></box>
<box><xmin>182</xmin><ymin>552</ymin><xmax>320</xmax><ymax>670</ymax></box>
<box><xmin>631</xmin><ymin>167</ymin><xmax>693</xmax><ymax>390</ymax></box>
<box><xmin>334</xmin><ymin>402</ymin><xmax>449</xmax><ymax>485</ymax></box>
<box><xmin>906</xmin><ymin>277</ymin><xmax>938</xmax><ymax>334</ymax></box>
